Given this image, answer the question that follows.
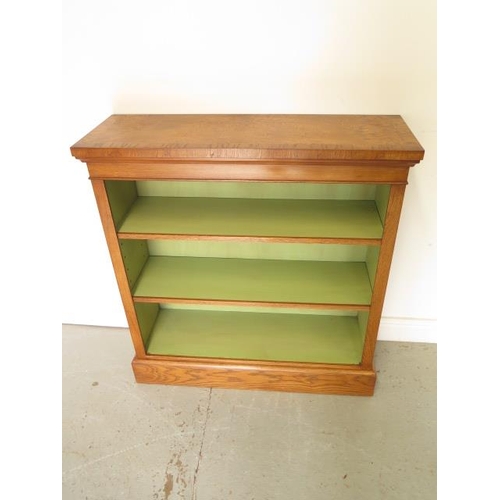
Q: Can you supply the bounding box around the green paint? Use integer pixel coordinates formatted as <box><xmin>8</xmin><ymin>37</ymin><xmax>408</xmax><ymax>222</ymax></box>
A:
<box><xmin>148</xmin><ymin>240</ymin><xmax>368</xmax><ymax>262</ymax></box>
<box><xmin>357</xmin><ymin>311</ymin><xmax>369</xmax><ymax>344</ymax></box>
<box><xmin>375</xmin><ymin>185</ymin><xmax>391</xmax><ymax>223</ymax></box>
<box><xmin>146</xmin><ymin>308</ymin><xmax>364</xmax><ymax>364</ymax></box>
<box><xmin>136</xmin><ymin>181</ymin><xmax>377</xmax><ymax>200</ymax></box>
<box><xmin>105</xmin><ymin>181</ymin><xmax>137</xmax><ymax>227</ymax></box>
<box><xmin>133</xmin><ymin>256</ymin><xmax>372</xmax><ymax>305</ymax></box>
<box><xmin>119</xmin><ymin>240</ymin><xmax>149</xmax><ymax>289</ymax></box>
<box><xmin>365</xmin><ymin>246</ymin><xmax>380</xmax><ymax>289</ymax></box>
<box><xmin>134</xmin><ymin>302</ymin><xmax>159</xmax><ymax>345</ymax></box>
<box><xmin>118</xmin><ymin>197</ymin><xmax>383</xmax><ymax>240</ymax></box>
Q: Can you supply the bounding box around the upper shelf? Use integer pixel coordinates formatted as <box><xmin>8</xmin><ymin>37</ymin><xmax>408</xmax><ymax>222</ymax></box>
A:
<box><xmin>117</xmin><ymin>197</ymin><xmax>383</xmax><ymax>244</ymax></box>
<box><xmin>70</xmin><ymin>114</ymin><xmax>425</xmax><ymax>163</ymax></box>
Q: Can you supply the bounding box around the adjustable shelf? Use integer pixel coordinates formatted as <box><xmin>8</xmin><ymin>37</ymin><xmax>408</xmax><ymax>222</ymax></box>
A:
<box><xmin>71</xmin><ymin>114</ymin><xmax>424</xmax><ymax>396</ymax></box>
<box><xmin>131</xmin><ymin>256</ymin><xmax>372</xmax><ymax>307</ymax></box>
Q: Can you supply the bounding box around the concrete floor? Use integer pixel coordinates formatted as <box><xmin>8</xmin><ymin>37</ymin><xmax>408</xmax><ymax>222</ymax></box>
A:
<box><xmin>62</xmin><ymin>324</ymin><xmax>436</xmax><ymax>500</ymax></box>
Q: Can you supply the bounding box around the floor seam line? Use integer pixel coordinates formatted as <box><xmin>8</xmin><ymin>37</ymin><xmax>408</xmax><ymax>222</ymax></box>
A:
<box><xmin>191</xmin><ymin>388</ymin><xmax>212</xmax><ymax>500</ymax></box>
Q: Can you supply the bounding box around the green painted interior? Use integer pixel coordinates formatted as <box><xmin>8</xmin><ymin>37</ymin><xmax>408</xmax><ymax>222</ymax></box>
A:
<box><xmin>375</xmin><ymin>185</ymin><xmax>391</xmax><ymax>223</ymax></box>
<box><xmin>365</xmin><ymin>246</ymin><xmax>380</xmax><ymax>288</ymax></box>
<box><xmin>105</xmin><ymin>181</ymin><xmax>137</xmax><ymax>227</ymax></box>
<box><xmin>148</xmin><ymin>240</ymin><xmax>368</xmax><ymax>261</ymax></box>
<box><xmin>118</xmin><ymin>197</ymin><xmax>382</xmax><ymax>240</ymax></box>
<box><xmin>119</xmin><ymin>240</ymin><xmax>149</xmax><ymax>289</ymax></box>
<box><xmin>357</xmin><ymin>311</ymin><xmax>369</xmax><ymax>344</ymax></box>
<box><xmin>134</xmin><ymin>302</ymin><xmax>159</xmax><ymax>345</ymax></box>
<box><xmin>146</xmin><ymin>308</ymin><xmax>364</xmax><ymax>364</ymax></box>
<box><xmin>111</xmin><ymin>180</ymin><xmax>386</xmax><ymax>348</ymax></box>
<box><xmin>132</xmin><ymin>256</ymin><xmax>372</xmax><ymax>305</ymax></box>
<box><xmin>136</xmin><ymin>181</ymin><xmax>377</xmax><ymax>200</ymax></box>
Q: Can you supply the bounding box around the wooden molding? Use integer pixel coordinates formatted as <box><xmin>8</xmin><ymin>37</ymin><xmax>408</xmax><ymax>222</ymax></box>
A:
<box><xmin>132</xmin><ymin>357</ymin><xmax>376</xmax><ymax>396</ymax></box>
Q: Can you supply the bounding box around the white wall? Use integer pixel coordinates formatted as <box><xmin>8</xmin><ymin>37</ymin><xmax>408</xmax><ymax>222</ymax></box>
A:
<box><xmin>62</xmin><ymin>0</ymin><xmax>436</xmax><ymax>341</ymax></box>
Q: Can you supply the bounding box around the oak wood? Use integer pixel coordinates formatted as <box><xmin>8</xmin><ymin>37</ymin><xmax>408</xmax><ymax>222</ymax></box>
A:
<box><xmin>142</xmin><ymin>353</ymin><xmax>364</xmax><ymax>371</ymax></box>
<box><xmin>361</xmin><ymin>184</ymin><xmax>407</xmax><ymax>366</ymax></box>
<box><xmin>71</xmin><ymin>114</ymin><xmax>424</xmax><ymax>162</ymax></box>
<box><xmin>133</xmin><ymin>296</ymin><xmax>370</xmax><ymax>311</ymax></box>
<box><xmin>132</xmin><ymin>357</ymin><xmax>376</xmax><ymax>396</ymax></box>
<box><xmin>87</xmin><ymin>161</ymin><xmax>411</xmax><ymax>184</ymax></box>
<box><xmin>119</xmin><ymin>232</ymin><xmax>381</xmax><ymax>246</ymax></box>
<box><xmin>90</xmin><ymin>180</ymin><xmax>146</xmax><ymax>358</ymax></box>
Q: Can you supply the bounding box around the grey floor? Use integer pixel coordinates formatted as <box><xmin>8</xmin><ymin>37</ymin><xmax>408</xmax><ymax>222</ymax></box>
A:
<box><xmin>62</xmin><ymin>324</ymin><xmax>436</xmax><ymax>500</ymax></box>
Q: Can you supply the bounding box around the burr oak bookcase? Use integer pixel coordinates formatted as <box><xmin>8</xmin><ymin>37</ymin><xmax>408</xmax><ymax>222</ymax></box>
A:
<box><xmin>70</xmin><ymin>114</ymin><xmax>424</xmax><ymax>396</ymax></box>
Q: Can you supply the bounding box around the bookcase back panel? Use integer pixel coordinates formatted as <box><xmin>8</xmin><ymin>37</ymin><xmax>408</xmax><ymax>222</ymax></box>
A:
<box><xmin>136</xmin><ymin>181</ymin><xmax>378</xmax><ymax>200</ymax></box>
<box><xmin>148</xmin><ymin>240</ymin><xmax>369</xmax><ymax>261</ymax></box>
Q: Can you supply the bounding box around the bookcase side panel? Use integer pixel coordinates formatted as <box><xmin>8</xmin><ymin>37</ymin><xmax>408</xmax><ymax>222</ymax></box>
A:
<box><xmin>90</xmin><ymin>178</ymin><xmax>147</xmax><ymax>358</ymax></box>
<box><xmin>361</xmin><ymin>184</ymin><xmax>407</xmax><ymax>367</ymax></box>
<box><xmin>104</xmin><ymin>180</ymin><xmax>138</xmax><ymax>228</ymax></box>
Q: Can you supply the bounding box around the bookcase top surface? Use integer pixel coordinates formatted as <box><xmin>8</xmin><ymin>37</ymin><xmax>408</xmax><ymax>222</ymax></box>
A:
<box><xmin>71</xmin><ymin>114</ymin><xmax>424</xmax><ymax>162</ymax></box>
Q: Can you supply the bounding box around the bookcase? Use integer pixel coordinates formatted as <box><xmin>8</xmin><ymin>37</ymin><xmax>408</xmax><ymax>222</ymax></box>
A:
<box><xmin>70</xmin><ymin>114</ymin><xmax>424</xmax><ymax>396</ymax></box>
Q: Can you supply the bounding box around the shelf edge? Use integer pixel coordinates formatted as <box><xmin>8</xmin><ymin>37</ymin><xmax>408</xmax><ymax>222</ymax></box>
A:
<box><xmin>132</xmin><ymin>297</ymin><xmax>371</xmax><ymax>311</ymax></box>
<box><xmin>118</xmin><ymin>232</ymin><xmax>382</xmax><ymax>245</ymax></box>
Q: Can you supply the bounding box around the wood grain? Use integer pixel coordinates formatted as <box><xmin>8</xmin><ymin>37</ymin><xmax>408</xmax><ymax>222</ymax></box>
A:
<box><xmin>133</xmin><ymin>296</ymin><xmax>370</xmax><ymax>311</ymax></box>
<box><xmin>87</xmin><ymin>161</ymin><xmax>411</xmax><ymax>184</ymax></box>
<box><xmin>90</xmin><ymin>180</ymin><xmax>147</xmax><ymax>358</ymax></box>
<box><xmin>118</xmin><ymin>232</ymin><xmax>381</xmax><ymax>246</ymax></box>
<box><xmin>132</xmin><ymin>357</ymin><xmax>376</xmax><ymax>396</ymax></box>
<box><xmin>142</xmin><ymin>353</ymin><xmax>364</xmax><ymax>371</ymax></box>
<box><xmin>71</xmin><ymin>114</ymin><xmax>424</xmax><ymax>162</ymax></box>
<box><xmin>361</xmin><ymin>185</ymin><xmax>407</xmax><ymax>366</ymax></box>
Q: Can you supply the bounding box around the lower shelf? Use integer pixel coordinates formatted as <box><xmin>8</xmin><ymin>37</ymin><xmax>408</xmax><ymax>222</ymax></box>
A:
<box><xmin>145</xmin><ymin>308</ymin><xmax>365</xmax><ymax>365</ymax></box>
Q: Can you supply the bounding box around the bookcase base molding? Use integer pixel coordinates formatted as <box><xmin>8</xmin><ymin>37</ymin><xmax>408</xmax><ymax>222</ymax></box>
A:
<box><xmin>71</xmin><ymin>114</ymin><xmax>424</xmax><ymax>396</ymax></box>
<box><xmin>132</xmin><ymin>357</ymin><xmax>376</xmax><ymax>396</ymax></box>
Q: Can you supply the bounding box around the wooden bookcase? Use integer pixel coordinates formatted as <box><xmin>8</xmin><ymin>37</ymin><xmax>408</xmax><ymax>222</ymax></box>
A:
<box><xmin>70</xmin><ymin>114</ymin><xmax>424</xmax><ymax>396</ymax></box>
